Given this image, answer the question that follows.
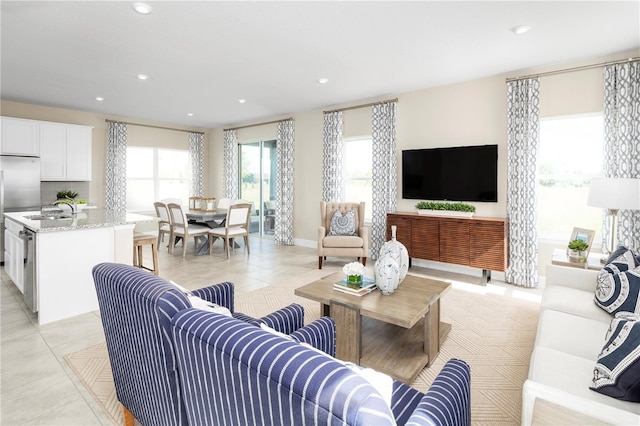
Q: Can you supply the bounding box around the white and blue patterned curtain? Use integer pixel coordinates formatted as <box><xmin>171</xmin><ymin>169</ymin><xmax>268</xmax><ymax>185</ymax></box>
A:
<box><xmin>322</xmin><ymin>111</ymin><xmax>344</xmax><ymax>201</ymax></box>
<box><xmin>275</xmin><ymin>119</ymin><xmax>295</xmax><ymax>245</ymax></box>
<box><xmin>223</xmin><ymin>129</ymin><xmax>239</xmax><ymax>200</ymax></box>
<box><xmin>370</xmin><ymin>102</ymin><xmax>397</xmax><ymax>259</ymax></box>
<box><xmin>188</xmin><ymin>132</ymin><xmax>204</xmax><ymax>197</ymax></box>
<box><xmin>506</xmin><ymin>78</ymin><xmax>540</xmax><ymax>287</ymax></box>
<box><xmin>603</xmin><ymin>61</ymin><xmax>640</xmax><ymax>252</ymax></box>
<box><xmin>105</xmin><ymin>121</ymin><xmax>127</xmax><ymax>211</ymax></box>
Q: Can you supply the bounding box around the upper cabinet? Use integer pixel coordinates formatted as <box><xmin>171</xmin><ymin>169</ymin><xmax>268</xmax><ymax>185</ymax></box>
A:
<box><xmin>40</xmin><ymin>123</ymin><xmax>93</xmax><ymax>181</ymax></box>
<box><xmin>1</xmin><ymin>117</ymin><xmax>40</xmax><ymax>156</ymax></box>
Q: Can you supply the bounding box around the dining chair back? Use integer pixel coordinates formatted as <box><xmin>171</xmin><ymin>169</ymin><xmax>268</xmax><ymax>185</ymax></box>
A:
<box><xmin>217</xmin><ymin>198</ymin><xmax>231</xmax><ymax>210</ymax></box>
<box><xmin>167</xmin><ymin>203</ymin><xmax>210</xmax><ymax>257</ymax></box>
<box><xmin>153</xmin><ymin>201</ymin><xmax>172</xmax><ymax>248</ymax></box>
<box><xmin>208</xmin><ymin>203</ymin><xmax>251</xmax><ymax>258</ymax></box>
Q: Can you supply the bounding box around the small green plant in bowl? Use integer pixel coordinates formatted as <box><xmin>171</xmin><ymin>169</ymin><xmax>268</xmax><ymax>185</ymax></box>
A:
<box><xmin>568</xmin><ymin>239</ymin><xmax>589</xmax><ymax>252</ymax></box>
<box><xmin>56</xmin><ymin>190</ymin><xmax>78</xmax><ymax>200</ymax></box>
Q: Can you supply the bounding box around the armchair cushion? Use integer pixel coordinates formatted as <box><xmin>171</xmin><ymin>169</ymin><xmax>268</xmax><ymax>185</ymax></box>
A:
<box><xmin>328</xmin><ymin>208</ymin><xmax>357</xmax><ymax>236</ymax></box>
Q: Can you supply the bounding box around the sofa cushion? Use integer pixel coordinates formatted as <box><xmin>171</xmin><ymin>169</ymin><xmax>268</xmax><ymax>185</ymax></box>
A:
<box><xmin>328</xmin><ymin>208</ymin><xmax>357</xmax><ymax>236</ymax></box>
<box><xmin>595</xmin><ymin>266</ymin><xmax>640</xmax><ymax>315</ymax></box>
<box><xmin>542</xmin><ymin>284</ymin><xmax>613</xmax><ymax>323</ymax></box>
<box><xmin>591</xmin><ymin>313</ymin><xmax>640</xmax><ymax>402</ymax></box>
<box><xmin>323</xmin><ymin>235</ymin><xmax>364</xmax><ymax>248</ymax></box>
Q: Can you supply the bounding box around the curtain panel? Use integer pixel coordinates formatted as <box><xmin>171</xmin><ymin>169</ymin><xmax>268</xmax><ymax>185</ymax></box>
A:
<box><xmin>275</xmin><ymin>120</ymin><xmax>295</xmax><ymax>245</ymax></box>
<box><xmin>370</xmin><ymin>102</ymin><xmax>398</xmax><ymax>259</ymax></box>
<box><xmin>105</xmin><ymin>121</ymin><xmax>127</xmax><ymax>211</ymax></box>
<box><xmin>506</xmin><ymin>78</ymin><xmax>540</xmax><ymax>287</ymax></box>
<box><xmin>223</xmin><ymin>129</ymin><xmax>239</xmax><ymax>200</ymax></box>
<box><xmin>603</xmin><ymin>62</ymin><xmax>640</xmax><ymax>252</ymax></box>
<box><xmin>322</xmin><ymin>111</ymin><xmax>344</xmax><ymax>202</ymax></box>
<box><xmin>188</xmin><ymin>132</ymin><xmax>204</xmax><ymax>197</ymax></box>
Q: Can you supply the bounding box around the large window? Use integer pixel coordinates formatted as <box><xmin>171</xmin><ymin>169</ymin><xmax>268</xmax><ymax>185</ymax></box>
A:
<box><xmin>344</xmin><ymin>137</ymin><xmax>372</xmax><ymax>222</ymax></box>
<box><xmin>126</xmin><ymin>147</ymin><xmax>190</xmax><ymax>212</ymax></box>
<box><xmin>537</xmin><ymin>114</ymin><xmax>604</xmax><ymax>244</ymax></box>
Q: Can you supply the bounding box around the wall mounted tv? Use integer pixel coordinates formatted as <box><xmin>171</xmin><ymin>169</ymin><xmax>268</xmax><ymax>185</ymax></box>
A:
<box><xmin>402</xmin><ymin>144</ymin><xmax>498</xmax><ymax>202</ymax></box>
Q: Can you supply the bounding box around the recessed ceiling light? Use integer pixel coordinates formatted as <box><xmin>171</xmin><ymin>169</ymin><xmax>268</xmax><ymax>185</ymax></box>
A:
<box><xmin>318</xmin><ymin>77</ymin><xmax>329</xmax><ymax>84</ymax></box>
<box><xmin>512</xmin><ymin>25</ymin><xmax>531</xmax><ymax>35</ymax></box>
<box><xmin>132</xmin><ymin>2</ymin><xmax>152</xmax><ymax>14</ymax></box>
<box><xmin>187</xmin><ymin>113</ymin><xmax>194</xmax><ymax>117</ymax></box>
<box><xmin>95</xmin><ymin>96</ymin><xmax>105</xmax><ymax>102</ymax></box>
<box><xmin>238</xmin><ymin>99</ymin><xmax>246</xmax><ymax>104</ymax></box>
<box><xmin>137</xmin><ymin>74</ymin><xmax>149</xmax><ymax>80</ymax></box>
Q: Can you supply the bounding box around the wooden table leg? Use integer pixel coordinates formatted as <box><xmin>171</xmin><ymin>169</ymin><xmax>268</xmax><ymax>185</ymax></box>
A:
<box><xmin>330</xmin><ymin>300</ymin><xmax>361</xmax><ymax>364</ymax></box>
<box><xmin>424</xmin><ymin>294</ymin><xmax>441</xmax><ymax>366</ymax></box>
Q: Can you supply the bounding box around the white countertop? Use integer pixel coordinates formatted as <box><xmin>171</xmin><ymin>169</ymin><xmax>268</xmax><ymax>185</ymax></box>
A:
<box><xmin>4</xmin><ymin>210</ymin><xmax>157</xmax><ymax>233</ymax></box>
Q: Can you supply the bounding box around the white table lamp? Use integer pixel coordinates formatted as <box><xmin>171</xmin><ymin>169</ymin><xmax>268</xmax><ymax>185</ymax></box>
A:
<box><xmin>587</xmin><ymin>177</ymin><xmax>640</xmax><ymax>260</ymax></box>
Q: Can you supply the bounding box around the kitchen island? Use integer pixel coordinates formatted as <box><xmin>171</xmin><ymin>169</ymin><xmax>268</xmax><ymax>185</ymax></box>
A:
<box><xmin>4</xmin><ymin>210</ymin><xmax>156</xmax><ymax>325</ymax></box>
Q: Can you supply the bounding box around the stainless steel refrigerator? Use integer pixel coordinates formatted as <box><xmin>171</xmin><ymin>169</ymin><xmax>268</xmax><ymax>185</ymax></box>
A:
<box><xmin>0</xmin><ymin>155</ymin><xmax>41</xmax><ymax>263</ymax></box>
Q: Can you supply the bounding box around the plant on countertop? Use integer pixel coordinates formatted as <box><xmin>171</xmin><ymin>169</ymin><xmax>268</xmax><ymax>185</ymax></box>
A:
<box><xmin>57</xmin><ymin>190</ymin><xmax>78</xmax><ymax>200</ymax></box>
<box><xmin>568</xmin><ymin>239</ymin><xmax>589</xmax><ymax>252</ymax></box>
<box><xmin>415</xmin><ymin>201</ymin><xmax>476</xmax><ymax>213</ymax></box>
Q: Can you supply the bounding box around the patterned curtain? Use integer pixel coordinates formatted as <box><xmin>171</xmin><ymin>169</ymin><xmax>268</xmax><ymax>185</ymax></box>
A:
<box><xmin>506</xmin><ymin>78</ymin><xmax>540</xmax><ymax>287</ymax></box>
<box><xmin>370</xmin><ymin>102</ymin><xmax>397</xmax><ymax>259</ymax></box>
<box><xmin>603</xmin><ymin>61</ymin><xmax>640</xmax><ymax>252</ymax></box>
<box><xmin>188</xmin><ymin>132</ymin><xmax>204</xmax><ymax>197</ymax></box>
<box><xmin>275</xmin><ymin>119</ymin><xmax>295</xmax><ymax>245</ymax></box>
<box><xmin>322</xmin><ymin>111</ymin><xmax>344</xmax><ymax>201</ymax></box>
<box><xmin>105</xmin><ymin>121</ymin><xmax>127</xmax><ymax>211</ymax></box>
<box><xmin>223</xmin><ymin>129</ymin><xmax>239</xmax><ymax>200</ymax></box>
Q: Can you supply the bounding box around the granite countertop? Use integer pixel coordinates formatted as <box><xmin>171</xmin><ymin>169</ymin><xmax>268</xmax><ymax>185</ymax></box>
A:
<box><xmin>4</xmin><ymin>209</ymin><xmax>157</xmax><ymax>233</ymax></box>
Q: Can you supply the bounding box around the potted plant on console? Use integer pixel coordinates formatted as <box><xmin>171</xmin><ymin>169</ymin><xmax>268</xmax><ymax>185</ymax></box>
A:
<box><xmin>567</xmin><ymin>239</ymin><xmax>589</xmax><ymax>263</ymax></box>
<box><xmin>415</xmin><ymin>201</ymin><xmax>476</xmax><ymax>218</ymax></box>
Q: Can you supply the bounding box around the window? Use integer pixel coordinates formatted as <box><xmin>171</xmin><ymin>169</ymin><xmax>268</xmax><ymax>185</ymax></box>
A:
<box><xmin>537</xmin><ymin>114</ymin><xmax>604</xmax><ymax>244</ymax></box>
<box><xmin>126</xmin><ymin>147</ymin><xmax>190</xmax><ymax>212</ymax></box>
<box><xmin>344</xmin><ymin>137</ymin><xmax>372</xmax><ymax>222</ymax></box>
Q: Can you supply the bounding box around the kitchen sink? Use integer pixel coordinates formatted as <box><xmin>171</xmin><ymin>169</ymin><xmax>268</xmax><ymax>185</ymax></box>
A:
<box><xmin>25</xmin><ymin>214</ymin><xmax>73</xmax><ymax>221</ymax></box>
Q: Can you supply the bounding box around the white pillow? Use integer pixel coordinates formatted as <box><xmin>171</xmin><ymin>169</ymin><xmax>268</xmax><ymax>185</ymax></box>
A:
<box><xmin>344</xmin><ymin>363</ymin><xmax>393</xmax><ymax>407</ymax></box>
<box><xmin>170</xmin><ymin>280</ymin><xmax>232</xmax><ymax>317</ymax></box>
<box><xmin>260</xmin><ymin>323</ymin><xmax>294</xmax><ymax>340</ymax></box>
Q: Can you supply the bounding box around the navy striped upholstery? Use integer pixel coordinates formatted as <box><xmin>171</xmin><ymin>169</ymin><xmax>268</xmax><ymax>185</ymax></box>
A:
<box><xmin>172</xmin><ymin>308</ymin><xmax>472</xmax><ymax>426</ymax></box>
<box><xmin>290</xmin><ymin>316</ymin><xmax>336</xmax><ymax>357</ymax></box>
<box><xmin>92</xmin><ymin>263</ymin><xmax>336</xmax><ymax>425</ymax></box>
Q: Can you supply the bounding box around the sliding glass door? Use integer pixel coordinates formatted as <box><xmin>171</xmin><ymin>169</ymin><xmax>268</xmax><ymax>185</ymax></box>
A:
<box><xmin>239</xmin><ymin>140</ymin><xmax>276</xmax><ymax>236</ymax></box>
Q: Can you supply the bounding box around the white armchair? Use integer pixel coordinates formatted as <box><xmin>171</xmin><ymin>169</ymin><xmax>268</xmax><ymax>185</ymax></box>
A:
<box><xmin>318</xmin><ymin>201</ymin><xmax>370</xmax><ymax>269</ymax></box>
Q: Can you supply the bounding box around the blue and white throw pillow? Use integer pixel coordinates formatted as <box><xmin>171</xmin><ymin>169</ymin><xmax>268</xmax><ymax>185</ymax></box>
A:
<box><xmin>595</xmin><ymin>251</ymin><xmax>640</xmax><ymax>315</ymax></box>
<box><xmin>328</xmin><ymin>209</ymin><xmax>357</xmax><ymax>236</ymax></box>
<box><xmin>591</xmin><ymin>313</ymin><xmax>640</xmax><ymax>402</ymax></box>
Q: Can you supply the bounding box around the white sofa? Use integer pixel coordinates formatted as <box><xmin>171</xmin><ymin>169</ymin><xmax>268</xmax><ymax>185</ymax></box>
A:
<box><xmin>522</xmin><ymin>264</ymin><xmax>640</xmax><ymax>425</ymax></box>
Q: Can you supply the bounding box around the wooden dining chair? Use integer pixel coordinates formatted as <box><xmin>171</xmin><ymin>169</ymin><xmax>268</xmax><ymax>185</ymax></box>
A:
<box><xmin>167</xmin><ymin>203</ymin><xmax>211</xmax><ymax>257</ymax></box>
<box><xmin>208</xmin><ymin>203</ymin><xmax>251</xmax><ymax>258</ymax></box>
<box><xmin>153</xmin><ymin>201</ymin><xmax>172</xmax><ymax>249</ymax></box>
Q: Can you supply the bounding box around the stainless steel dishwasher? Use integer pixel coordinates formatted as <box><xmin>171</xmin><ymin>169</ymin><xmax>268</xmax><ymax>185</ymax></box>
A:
<box><xmin>21</xmin><ymin>228</ymin><xmax>37</xmax><ymax>313</ymax></box>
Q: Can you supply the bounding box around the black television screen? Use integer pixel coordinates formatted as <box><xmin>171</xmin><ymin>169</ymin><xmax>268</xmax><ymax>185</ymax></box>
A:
<box><xmin>402</xmin><ymin>144</ymin><xmax>498</xmax><ymax>202</ymax></box>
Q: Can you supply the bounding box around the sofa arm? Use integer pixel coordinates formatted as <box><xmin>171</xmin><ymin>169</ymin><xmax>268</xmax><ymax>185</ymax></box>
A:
<box><xmin>545</xmin><ymin>264</ymin><xmax>600</xmax><ymax>292</ymax></box>
<box><xmin>190</xmin><ymin>281</ymin><xmax>235</xmax><ymax>312</ymax></box>
<box><xmin>318</xmin><ymin>226</ymin><xmax>326</xmax><ymax>255</ymax></box>
<box><xmin>360</xmin><ymin>225</ymin><xmax>371</xmax><ymax>257</ymax></box>
<box><xmin>258</xmin><ymin>303</ymin><xmax>305</xmax><ymax>334</ymax></box>
<box><xmin>405</xmin><ymin>359</ymin><xmax>471</xmax><ymax>426</ymax></box>
<box><xmin>290</xmin><ymin>317</ymin><xmax>336</xmax><ymax>357</ymax></box>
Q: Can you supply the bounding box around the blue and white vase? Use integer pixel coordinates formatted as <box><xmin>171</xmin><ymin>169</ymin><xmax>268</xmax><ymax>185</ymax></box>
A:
<box><xmin>375</xmin><ymin>254</ymin><xmax>400</xmax><ymax>295</ymax></box>
<box><xmin>378</xmin><ymin>225</ymin><xmax>409</xmax><ymax>284</ymax></box>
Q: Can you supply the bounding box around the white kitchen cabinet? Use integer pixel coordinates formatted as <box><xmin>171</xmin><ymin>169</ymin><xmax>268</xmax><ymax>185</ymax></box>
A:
<box><xmin>40</xmin><ymin>123</ymin><xmax>93</xmax><ymax>181</ymax></box>
<box><xmin>4</xmin><ymin>218</ymin><xmax>24</xmax><ymax>293</ymax></box>
<box><xmin>1</xmin><ymin>117</ymin><xmax>40</xmax><ymax>156</ymax></box>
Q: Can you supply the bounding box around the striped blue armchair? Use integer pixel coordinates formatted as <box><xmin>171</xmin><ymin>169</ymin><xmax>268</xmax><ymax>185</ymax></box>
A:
<box><xmin>92</xmin><ymin>262</ymin><xmax>336</xmax><ymax>426</ymax></box>
<box><xmin>172</xmin><ymin>308</ymin><xmax>471</xmax><ymax>426</ymax></box>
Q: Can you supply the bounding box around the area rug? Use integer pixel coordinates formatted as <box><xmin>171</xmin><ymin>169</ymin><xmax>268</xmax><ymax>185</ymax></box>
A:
<box><xmin>65</xmin><ymin>273</ymin><xmax>540</xmax><ymax>425</ymax></box>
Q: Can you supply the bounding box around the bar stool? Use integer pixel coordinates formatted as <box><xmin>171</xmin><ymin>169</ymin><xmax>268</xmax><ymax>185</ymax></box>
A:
<box><xmin>133</xmin><ymin>232</ymin><xmax>159</xmax><ymax>275</ymax></box>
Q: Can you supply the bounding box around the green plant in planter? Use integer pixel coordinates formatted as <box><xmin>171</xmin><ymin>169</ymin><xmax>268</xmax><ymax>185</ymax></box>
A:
<box><xmin>415</xmin><ymin>201</ymin><xmax>476</xmax><ymax>213</ymax></box>
<box><xmin>56</xmin><ymin>190</ymin><xmax>78</xmax><ymax>200</ymax></box>
<box><xmin>568</xmin><ymin>239</ymin><xmax>589</xmax><ymax>252</ymax></box>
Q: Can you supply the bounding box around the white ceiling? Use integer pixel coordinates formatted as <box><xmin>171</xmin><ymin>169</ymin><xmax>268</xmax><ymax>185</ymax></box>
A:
<box><xmin>1</xmin><ymin>1</ymin><xmax>639</xmax><ymax>129</ymax></box>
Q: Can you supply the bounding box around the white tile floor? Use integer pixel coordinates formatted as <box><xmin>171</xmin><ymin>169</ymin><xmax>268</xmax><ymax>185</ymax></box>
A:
<box><xmin>0</xmin><ymin>235</ymin><xmax>541</xmax><ymax>425</ymax></box>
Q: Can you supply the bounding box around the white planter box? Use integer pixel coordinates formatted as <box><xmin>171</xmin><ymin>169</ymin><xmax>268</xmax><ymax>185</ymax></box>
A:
<box><xmin>417</xmin><ymin>209</ymin><xmax>474</xmax><ymax>218</ymax></box>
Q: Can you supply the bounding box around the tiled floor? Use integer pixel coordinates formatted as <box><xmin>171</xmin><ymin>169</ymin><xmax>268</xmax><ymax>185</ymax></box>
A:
<box><xmin>1</xmin><ymin>235</ymin><xmax>540</xmax><ymax>425</ymax></box>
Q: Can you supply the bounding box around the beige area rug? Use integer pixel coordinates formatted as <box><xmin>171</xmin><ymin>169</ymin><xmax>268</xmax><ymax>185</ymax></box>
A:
<box><xmin>65</xmin><ymin>272</ymin><xmax>540</xmax><ymax>426</ymax></box>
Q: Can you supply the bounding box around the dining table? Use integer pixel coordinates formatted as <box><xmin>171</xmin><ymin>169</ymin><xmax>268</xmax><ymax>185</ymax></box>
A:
<box><xmin>184</xmin><ymin>208</ymin><xmax>231</xmax><ymax>255</ymax></box>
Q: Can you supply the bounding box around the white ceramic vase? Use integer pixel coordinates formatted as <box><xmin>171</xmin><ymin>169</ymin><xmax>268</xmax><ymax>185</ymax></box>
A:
<box><xmin>378</xmin><ymin>225</ymin><xmax>409</xmax><ymax>283</ymax></box>
<box><xmin>375</xmin><ymin>254</ymin><xmax>400</xmax><ymax>295</ymax></box>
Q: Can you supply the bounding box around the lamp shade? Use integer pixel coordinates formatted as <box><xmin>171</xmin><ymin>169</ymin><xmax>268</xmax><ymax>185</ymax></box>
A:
<box><xmin>587</xmin><ymin>178</ymin><xmax>640</xmax><ymax>210</ymax></box>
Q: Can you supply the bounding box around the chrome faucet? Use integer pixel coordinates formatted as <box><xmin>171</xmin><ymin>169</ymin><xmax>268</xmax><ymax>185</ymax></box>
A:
<box><xmin>53</xmin><ymin>198</ymin><xmax>77</xmax><ymax>215</ymax></box>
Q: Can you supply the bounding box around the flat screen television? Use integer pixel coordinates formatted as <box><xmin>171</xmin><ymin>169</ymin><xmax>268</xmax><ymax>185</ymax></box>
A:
<box><xmin>402</xmin><ymin>144</ymin><xmax>498</xmax><ymax>202</ymax></box>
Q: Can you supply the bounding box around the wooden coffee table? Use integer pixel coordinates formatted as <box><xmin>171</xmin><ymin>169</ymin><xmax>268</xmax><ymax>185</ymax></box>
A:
<box><xmin>295</xmin><ymin>272</ymin><xmax>451</xmax><ymax>383</ymax></box>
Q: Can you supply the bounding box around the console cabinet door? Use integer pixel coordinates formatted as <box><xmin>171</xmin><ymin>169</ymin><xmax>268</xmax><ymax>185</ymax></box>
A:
<box><xmin>470</xmin><ymin>220</ymin><xmax>507</xmax><ymax>271</ymax></box>
<box><xmin>411</xmin><ymin>216</ymin><xmax>439</xmax><ymax>261</ymax></box>
<box><xmin>386</xmin><ymin>215</ymin><xmax>412</xmax><ymax>256</ymax></box>
<box><xmin>439</xmin><ymin>219</ymin><xmax>470</xmax><ymax>265</ymax></box>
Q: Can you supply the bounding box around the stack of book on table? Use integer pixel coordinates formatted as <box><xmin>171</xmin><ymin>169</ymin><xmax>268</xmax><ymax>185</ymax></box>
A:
<box><xmin>333</xmin><ymin>277</ymin><xmax>377</xmax><ymax>297</ymax></box>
